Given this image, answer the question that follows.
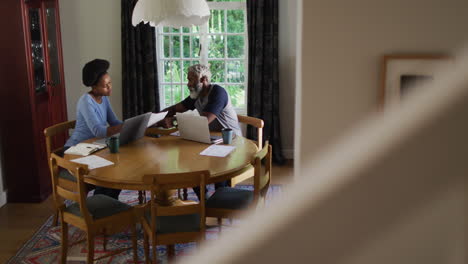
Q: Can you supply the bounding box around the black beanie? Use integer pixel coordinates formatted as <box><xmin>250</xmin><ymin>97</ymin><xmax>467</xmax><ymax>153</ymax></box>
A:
<box><xmin>82</xmin><ymin>59</ymin><xmax>110</xmax><ymax>87</ymax></box>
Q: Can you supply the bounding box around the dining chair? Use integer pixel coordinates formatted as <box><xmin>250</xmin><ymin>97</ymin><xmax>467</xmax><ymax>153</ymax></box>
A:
<box><xmin>50</xmin><ymin>153</ymin><xmax>140</xmax><ymax>264</ymax></box>
<box><xmin>205</xmin><ymin>142</ymin><xmax>272</xmax><ymax>231</ymax></box>
<box><xmin>141</xmin><ymin>171</ymin><xmax>209</xmax><ymax>264</ymax></box>
<box><xmin>229</xmin><ymin>115</ymin><xmax>264</xmax><ymax>187</ymax></box>
<box><xmin>145</xmin><ymin>125</ymin><xmax>190</xmax><ymax>200</ymax></box>
<box><xmin>44</xmin><ymin>120</ymin><xmax>77</xmax><ymax>226</ymax></box>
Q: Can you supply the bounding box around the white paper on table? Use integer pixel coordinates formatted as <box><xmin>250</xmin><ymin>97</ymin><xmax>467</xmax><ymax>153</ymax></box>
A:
<box><xmin>147</xmin><ymin>111</ymin><xmax>168</xmax><ymax>127</ymax></box>
<box><xmin>200</xmin><ymin>145</ymin><xmax>236</xmax><ymax>157</ymax></box>
<box><xmin>71</xmin><ymin>155</ymin><xmax>114</xmax><ymax>170</ymax></box>
<box><xmin>170</xmin><ymin>131</ymin><xmax>180</xmax><ymax>136</ymax></box>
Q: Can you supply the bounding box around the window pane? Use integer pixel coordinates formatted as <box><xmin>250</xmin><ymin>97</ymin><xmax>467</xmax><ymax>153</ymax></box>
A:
<box><xmin>209</xmin><ymin>60</ymin><xmax>225</xmax><ymax>83</ymax></box>
<box><xmin>163</xmin><ymin>85</ymin><xmax>172</xmax><ymax>106</ymax></box>
<box><xmin>163</xmin><ymin>27</ymin><xmax>170</xmax><ymax>33</ymax></box>
<box><xmin>164</xmin><ymin>61</ymin><xmax>171</xmax><ymax>82</ymax></box>
<box><xmin>226</xmin><ymin>85</ymin><xmax>245</xmax><ymax>108</ymax></box>
<box><xmin>173</xmin><ymin>60</ymin><xmax>182</xmax><ymax>83</ymax></box>
<box><xmin>182</xmin><ymin>27</ymin><xmax>190</xmax><ymax>33</ymax></box>
<box><xmin>174</xmin><ymin>85</ymin><xmax>183</xmax><ymax>103</ymax></box>
<box><xmin>172</xmin><ymin>36</ymin><xmax>181</xmax><ymax>58</ymax></box>
<box><xmin>227</xmin><ymin>10</ymin><xmax>244</xmax><ymax>33</ymax></box>
<box><xmin>172</xmin><ymin>27</ymin><xmax>180</xmax><ymax>33</ymax></box>
<box><xmin>227</xmin><ymin>35</ymin><xmax>244</xmax><ymax>58</ymax></box>
<box><xmin>192</xmin><ymin>25</ymin><xmax>200</xmax><ymax>33</ymax></box>
<box><xmin>163</xmin><ymin>36</ymin><xmax>170</xmax><ymax>58</ymax></box>
<box><xmin>181</xmin><ymin>84</ymin><xmax>188</xmax><ymax>99</ymax></box>
<box><xmin>209</xmin><ymin>10</ymin><xmax>225</xmax><ymax>33</ymax></box>
<box><xmin>183</xmin><ymin>36</ymin><xmax>190</xmax><ymax>58</ymax></box>
<box><xmin>192</xmin><ymin>36</ymin><xmax>200</xmax><ymax>58</ymax></box>
<box><xmin>183</xmin><ymin>61</ymin><xmax>191</xmax><ymax>81</ymax></box>
<box><xmin>208</xmin><ymin>35</ymin><xmax>225</xmax><ymax>58</ymax></box>
<box><xmin>227</xmin><ymin>61</ymin><xmax>244</xmax><ymax>83</ymax></box>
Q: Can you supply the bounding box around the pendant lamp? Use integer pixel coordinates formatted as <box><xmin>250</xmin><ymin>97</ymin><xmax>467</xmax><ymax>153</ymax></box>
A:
<box><xmin>132</xmin><ymin>0</ymin><xmax>211</xmax><ymax>27</ymax></box>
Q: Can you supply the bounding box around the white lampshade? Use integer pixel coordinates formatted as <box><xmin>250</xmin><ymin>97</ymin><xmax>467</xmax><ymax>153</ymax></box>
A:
<box><xmin>132</xmin><ymin>0</ymin><xmax>211</xmax><ymax>27</ymax></box>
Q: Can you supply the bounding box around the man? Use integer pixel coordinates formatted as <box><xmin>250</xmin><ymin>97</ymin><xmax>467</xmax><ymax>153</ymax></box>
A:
<box><xmin>156</xmin><ymin>64</ymin><xmax>242</xmax><ymax>199</ymax></box>
<box><xmin>157</xmin><ymin>64</ymin><xmax>242</xmax><ymax>136</ymax></box>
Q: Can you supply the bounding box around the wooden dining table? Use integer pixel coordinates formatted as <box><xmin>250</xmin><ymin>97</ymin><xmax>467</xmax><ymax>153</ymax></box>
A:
<box><xmin>64</xmin><ymin>134</ymin><xmax>258</xmax><ymax>205</ymax></box>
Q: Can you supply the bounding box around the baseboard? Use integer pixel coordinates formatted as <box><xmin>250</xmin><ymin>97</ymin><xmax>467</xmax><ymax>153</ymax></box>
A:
<box><xmin>0</xmin><ymin>190</ymin><xmax>6</xmax><ymax>208</ymax></box>
<box><xmin>282</xmin><ymin>148</ymin><xmax>294</xmax><ymax>159</ymax></box>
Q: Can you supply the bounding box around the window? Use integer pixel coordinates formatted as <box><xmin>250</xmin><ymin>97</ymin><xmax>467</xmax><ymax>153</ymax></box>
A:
<box><xmin>156</xmin><ymin>0</ymin><xmax>248</xmax><ymax>114</ymax></box>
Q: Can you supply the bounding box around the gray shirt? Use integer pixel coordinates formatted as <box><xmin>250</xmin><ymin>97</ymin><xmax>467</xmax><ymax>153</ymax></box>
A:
<box><xmin>181</xmin><ymin>84</ymin><xmax>242</xmax><ymax>136</ymax></box>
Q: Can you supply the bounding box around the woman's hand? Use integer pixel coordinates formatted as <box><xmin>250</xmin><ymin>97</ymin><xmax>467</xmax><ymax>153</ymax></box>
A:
<box><xmin>106</xmin><ymin>123</ymin><xmax>123</xmax><ymax>136</ymax></box>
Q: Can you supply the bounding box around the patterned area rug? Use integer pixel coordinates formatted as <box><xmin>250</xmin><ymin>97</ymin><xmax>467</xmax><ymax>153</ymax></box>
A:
<box><xmin>7</xmin><ymin>185</ymin><xmax>281</xmax><ymax>264</ymax></box>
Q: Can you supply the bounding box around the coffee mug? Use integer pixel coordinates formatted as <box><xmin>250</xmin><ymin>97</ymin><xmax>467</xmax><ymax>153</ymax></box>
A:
<box><xmin>106</xmin><ymin>136</ymin><xmax>119</xmax><ymax>153</ymax></box>
<box><xmin>221</xmin><ymin>128</ymin><xmax>233</xmax><ymax>144</ymax></box>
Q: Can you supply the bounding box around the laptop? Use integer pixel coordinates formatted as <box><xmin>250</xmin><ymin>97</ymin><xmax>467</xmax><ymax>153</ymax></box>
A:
<box><xmin>176</xmin><ymin>114</ymin><xmax>222</xmax><ymax>144</ymax></box>
<box><xmin>95</xmin><ymin>112</ymin><xmax>152</xmax><ymax>146</ymax></box>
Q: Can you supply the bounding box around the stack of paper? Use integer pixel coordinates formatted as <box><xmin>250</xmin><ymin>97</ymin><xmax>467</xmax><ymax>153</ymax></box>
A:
<box><xmin>64</xmin><ymin>143</ymin><xmax>106</xmax><ymax>156</ymax></box>
<box><xmin>200</xmin><ymin>145</ymin><xmax>236</xmax><ymax>157</ymax></box>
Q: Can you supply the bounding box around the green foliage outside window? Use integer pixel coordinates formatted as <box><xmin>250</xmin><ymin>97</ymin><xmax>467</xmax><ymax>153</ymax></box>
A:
<box><xmin>160</xmin><ymin>0</ymin><xmax>246</xmax><ymax>109</ymax></box>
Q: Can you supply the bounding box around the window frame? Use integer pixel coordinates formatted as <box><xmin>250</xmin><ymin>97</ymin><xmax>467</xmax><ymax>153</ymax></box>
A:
<box><xmin>156</xmin><ymin>1</ymin><xmax>248</xmax><ymax>114</ymax></box>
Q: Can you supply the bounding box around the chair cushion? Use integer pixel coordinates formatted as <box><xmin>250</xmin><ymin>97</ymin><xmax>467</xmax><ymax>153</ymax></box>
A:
<box><xmin>59</xmin><ymin>169</ymin><xmax>76</xmax><ymax>182</ymax></box>
<box><xmin>206</xmin><ymin>187</ymin><xmax>254</xmax><ymax>210</ymax></box>
<box><xmin>144</xmin><ymin>211</ymin><xmax>200</xmax><ymax>234</ymax></box>
<box><xmin>65</xmin><ymin>194</ymin><xmax>132</xmax><ymax>219</ymax></box>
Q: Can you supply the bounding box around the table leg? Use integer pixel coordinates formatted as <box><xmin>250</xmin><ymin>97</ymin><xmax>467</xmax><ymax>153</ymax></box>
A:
<box><xmin>138</xmin><ymin>191</ymin><xmax>146</xmax><ymax>204</ymax></box>
<box><xmin>154</xmin><ymin>189</ymin><xmax>177</xmax><ymax>206</ymax></box>
<box><xmin>167</xmin><ymin>245</ymin><xmax>175</xmax><ymax>260</ymax></box>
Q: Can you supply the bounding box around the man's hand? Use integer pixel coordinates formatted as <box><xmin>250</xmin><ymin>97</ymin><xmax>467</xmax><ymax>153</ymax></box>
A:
<box><xmin>156</xmin><ymin>117</ymin><xmax>175</xmax><ymax>128</ymax></box>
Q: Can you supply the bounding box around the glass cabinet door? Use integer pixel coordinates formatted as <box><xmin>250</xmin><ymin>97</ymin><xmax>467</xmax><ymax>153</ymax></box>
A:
<box><xmin>28</xmin><ymin>8</ymin><xmax>47</xmax><ymax>94</ymax></box>
<box><xmin>44</xmin><ymin>6</ymin><xmax>60</xmax><ymax>88</ymax></box>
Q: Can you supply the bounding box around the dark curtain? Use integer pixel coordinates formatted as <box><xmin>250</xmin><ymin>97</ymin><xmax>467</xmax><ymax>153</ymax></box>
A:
<box><xmin>121</xmin><ymin>0</ymin><xmax>160</xmax><ymax>119</ymax></box>
<box><xmin>247</xmin><ymin>0</ymin><xmax>285</xmax><ymax>164</ymax></box>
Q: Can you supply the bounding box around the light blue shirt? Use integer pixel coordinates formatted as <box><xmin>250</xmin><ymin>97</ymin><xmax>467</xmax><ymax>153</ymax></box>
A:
<box><xmin>65</xmin><ymin>94</ymin><xmax>122</xmax><ymax>147</ymax></box>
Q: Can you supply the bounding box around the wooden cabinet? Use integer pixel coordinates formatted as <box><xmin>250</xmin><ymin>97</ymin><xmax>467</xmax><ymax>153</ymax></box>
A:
<box><xmin>0</xmin><ymin>0</ymin><xmax>67</xmax><ymax>202</ymax></box>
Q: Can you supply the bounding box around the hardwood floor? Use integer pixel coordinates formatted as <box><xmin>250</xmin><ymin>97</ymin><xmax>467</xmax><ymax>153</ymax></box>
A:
<box><xmin>0</xmin><ymin>161</ymin><xmax>293</xmax><ymax>262</ymax></box>
<box><xmin>0</xmin><ymin>195</ymin><xmax>55</xmax><ymax>263</ymax></box>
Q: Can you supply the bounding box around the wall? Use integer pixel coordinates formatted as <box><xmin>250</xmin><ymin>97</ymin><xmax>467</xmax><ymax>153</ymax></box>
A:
<box><xmin>278</xmin><ymin>0</ymin><xmax>297</xmax><ymax>159</ymax></box>
<box><xmin>59</xmin><ymin>0</ymin><xmax>122</xmax><ymax>121</ymax></box>
<box><xmin>296</xmin><ymin>0</ymin><xmax>468</xmax><ymax>168</ymax></box>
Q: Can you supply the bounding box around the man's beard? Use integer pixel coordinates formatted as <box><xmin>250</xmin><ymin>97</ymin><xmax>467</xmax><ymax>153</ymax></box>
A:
<box><xmin>189</xmin><ymin>82</ymin><xmax>204</xmax><ymax>99</ymax></box>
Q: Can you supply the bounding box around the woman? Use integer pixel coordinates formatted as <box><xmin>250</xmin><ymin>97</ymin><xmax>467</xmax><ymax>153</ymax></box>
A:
<box><xmin>64</xmin><ymin>59</ymin><xmax>122</xmax><ymax>199</ymax></box>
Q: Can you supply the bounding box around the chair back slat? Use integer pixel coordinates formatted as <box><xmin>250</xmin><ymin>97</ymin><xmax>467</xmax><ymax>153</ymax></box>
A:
<box><xmin>56</xmin><ymin>185</ymin><xmax>80</xmax><ymax>202</ymax></box>
<box><xmin>156</xmin><ymin>204</ymin><xmax>201</xmax><ymax>216</ymax></box>
<box><xmin>237</xmin><ymin>115</ymin><xmax>264</xmax><ymax>149</ymax></box>
<box><xmin>44</xmin><ymin>120</ymin><xmax>76</xmax><ymax>137</ymax></box>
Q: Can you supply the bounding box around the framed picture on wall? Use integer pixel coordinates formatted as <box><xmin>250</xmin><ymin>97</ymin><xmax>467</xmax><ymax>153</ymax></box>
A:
<box><xmin>379</xmin><ymin>54</ymin><xmax>453</xmax><ymax>108</ymax></box>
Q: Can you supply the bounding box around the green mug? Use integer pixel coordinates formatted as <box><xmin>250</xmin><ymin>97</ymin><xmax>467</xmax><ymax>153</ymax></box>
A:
<box><xmin>106</xmin><ymin>136</ymin><xmax>119</xmax><ymax>153</ymax></box>
<box><xmin>222</xmin><ymin>128</ymin><xmax>233</xmax><ymax>144</ymax></box>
